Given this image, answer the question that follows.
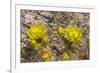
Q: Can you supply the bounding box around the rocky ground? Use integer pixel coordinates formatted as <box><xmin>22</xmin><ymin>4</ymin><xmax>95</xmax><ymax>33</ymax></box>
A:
<box><xmin>20</xmin><ymin>10</ymin><xmax>90</xmax><ymax>63</ymax></box>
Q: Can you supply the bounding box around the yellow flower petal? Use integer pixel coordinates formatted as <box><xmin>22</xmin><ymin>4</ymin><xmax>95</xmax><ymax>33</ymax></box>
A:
<box><xmin>63</xmin><ymin>52</ymin><xmax>69</xmax><ymax>60</ymax></box>
<box><xmin>41</xmin><ymin>52</ymin><xmax>49</xmax><ymax>59</ymax></box>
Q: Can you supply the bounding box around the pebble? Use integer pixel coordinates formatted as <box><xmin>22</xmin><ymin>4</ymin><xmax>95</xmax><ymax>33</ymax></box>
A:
<box><xmin>40</xmin><ymin>11</ymin><xmax>53</xmax><ymax>18</ymax></box>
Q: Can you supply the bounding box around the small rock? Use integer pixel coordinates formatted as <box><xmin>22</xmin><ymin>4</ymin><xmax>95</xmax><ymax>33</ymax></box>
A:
<box><xmin>21</xmin><ymin>25</ymin><xmax>28</xmax><ymax>33</ymax></box>
<box><xmin>40</xmin><ymin>12</ymin><xmax>53</xmax><ymax>18</ymax></box>
<box><xmin>48</xmin><ymin>23</ymin><xmax>57</xmax><ymax>27</ymax></box>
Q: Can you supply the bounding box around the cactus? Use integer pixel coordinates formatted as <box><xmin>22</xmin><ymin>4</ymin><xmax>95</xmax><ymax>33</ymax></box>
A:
<box><xmin>26</xmin><ymin>23</ymin><xmax>48</xmax><ymax>49</ymax></box>
<box><xmin>64</xmin><ymin>26</ymin><xmax>82</xmax><ymax>43</ymax></box>
<box><xmin>58</xmin><ymin>26</ymin><xmax>82</xmax><ymax>49</ymax></box>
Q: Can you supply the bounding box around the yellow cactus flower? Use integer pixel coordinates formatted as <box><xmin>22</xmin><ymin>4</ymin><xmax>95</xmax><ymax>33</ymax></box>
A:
<box><xmin>26</xmin><ymin>23</ymin><xmax>47</xmax><ymax>40</ymax></box>
<box><xmin>58</xmin><ymin>26</ymin><xmax>82</xmax><ymax>43</ymax></box>
<box><xmin>41</xmin><ymin>48</ymin><xmax>50</xmax><ymax>61</ymax></box>
<box><xmin>41</xmin><ymin>52</ymin><xmax>49</xmax><ymax>59</ymax></box>
<box><xmin>63</xmin><ymin>52</ymin><xmax>69</xmax><ymax>60</ymax></box>
<box><xmin>26</xmin><ymin>23</ymin><xmax>48</xmax><ymax>49</ymax></box>
<box><xmin>65</xmin><ymin>26</ymin><xmax>82</xmax><ymax>43</ymax></box>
